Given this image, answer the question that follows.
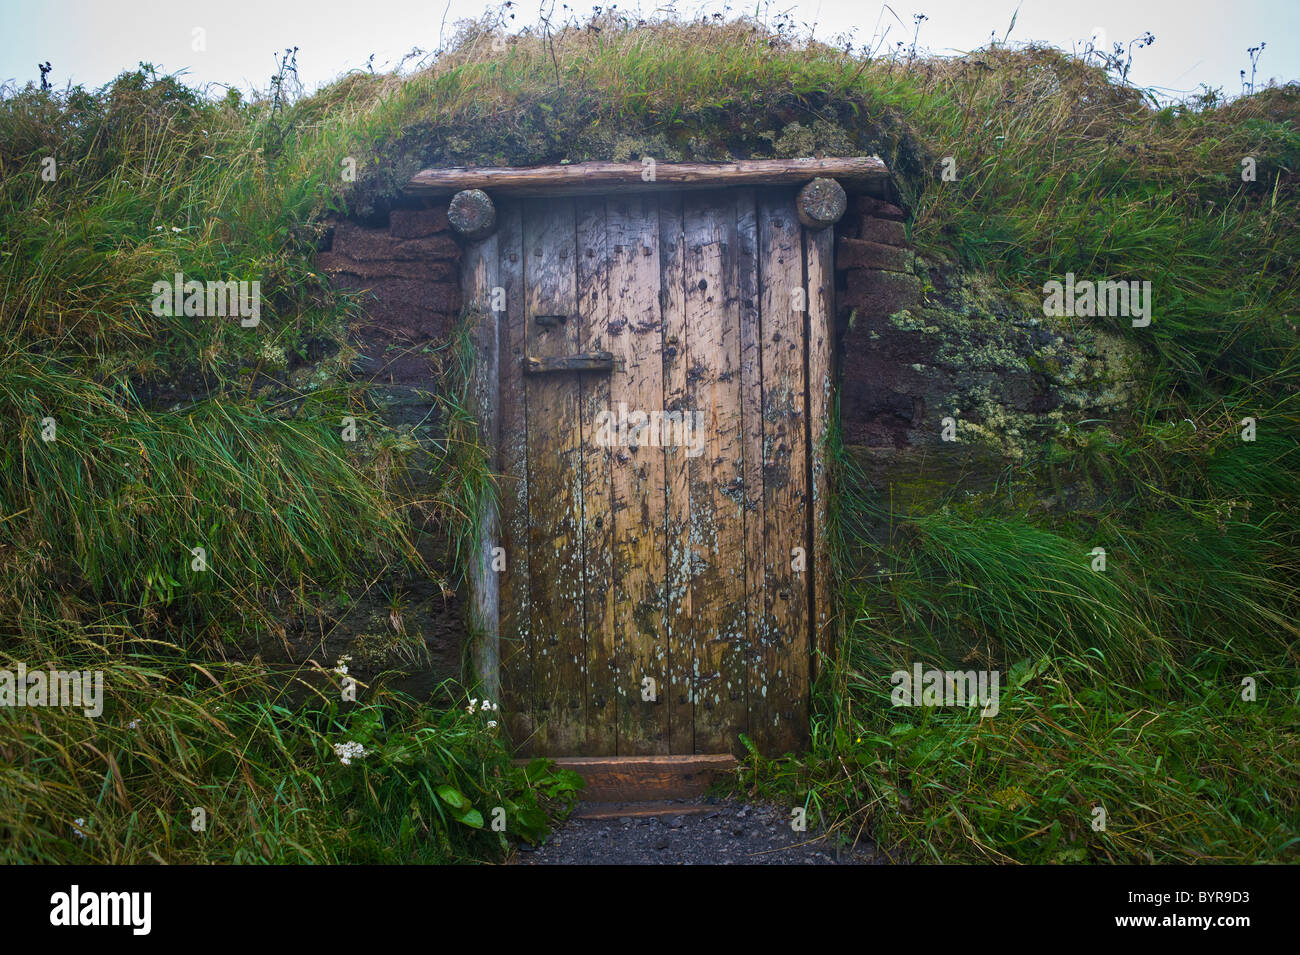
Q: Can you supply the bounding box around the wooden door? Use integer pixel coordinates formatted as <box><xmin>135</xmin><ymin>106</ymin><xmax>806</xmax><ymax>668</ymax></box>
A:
<box><xmin>472</xmin><ymin>187</ymin><xmax>833</xmax><ymax>756</ymax></box>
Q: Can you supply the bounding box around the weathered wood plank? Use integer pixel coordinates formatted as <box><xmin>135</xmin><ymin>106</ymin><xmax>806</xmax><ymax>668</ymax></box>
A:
<box><xmin>659</xmin><ymin>194</ymin><xmax>694</xmax><ymax>755</ymax></box>
<box><xmin>540</xmin><ymin>754</ymin><xmax>737</xmax><ymax>801</ymax></box>
<box><xmin>496</xmin><ymin>202</ymin><xmax>535</xmax><ymax>749</ymax></box>
<box><xmin>524</xmin><ymin>352</ymin><xmax>615</xmax><ymax>374</ymax></box>
<box><xmin>735</xmin><ymin>188</ymin><xmax>769</xmax><ymax>750</ymax></box>
<box><xmin>757</xmin><ymin>192</ymin><xmax>810</xmax><ymax>754</ymax></box>
<box><xmin>682</xmin><ymin>191</ymin><xmax>748</xmax><ymax>754</ymax></box>
<box><xmin>606</xmin><ymin>194</ymin><xmax>670</xmax><ymax>756</ymax></box>
<box><xmin>522</xmin><ymin>198</ymin><xmax>587</xmax><ymax>754</ymax></box>
<box><xmin>571</xmin><ymin>801</ymin><xmax>714</xmax><ymax>820</ymax></box>
<box><xmin>407</xmin><ymin>157</ymin><xmax>890</xmax><ymax>197</ymax></box>
<box><xmin>805</xmin><ymin>225</ymin><xmax>836</xmax><ymax>680</ymax></box>
<box><xmin>462</xmin><ymin>232</ymin><xmax>501</xmax><ymax>704</ymax></box>
<box><xmin>575</xmin><ymin>197</ymin><xmax>616</xmax><ymax>756</ymax></box>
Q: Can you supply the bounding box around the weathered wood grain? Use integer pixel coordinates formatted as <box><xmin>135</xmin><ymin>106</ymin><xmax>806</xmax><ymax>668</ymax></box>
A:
<box><xmin>659</xmin><ymin>194</ymin><xmax>695</xmax><ymax>755</ymax></box>
<box><xmin>575</xmin><ymin>198</ymin><xmax>616</xmax><ymax>756</ymax></box>
<box><xmin>524</xmin><ymin>352</ymin><xmax>616</xmax><ymax>374</ymax></box>
<box><xmin>522</xmin><ymin>199</ymin><xmax>587</xmax><ymax>754</ymax></box>
<box><xmin>682</xmin><ymin>191</ymin><xmax>748</xmax><ymax>754</ymax></box>
<box><xmin>571</xmin><ymin>801</ymin><xmax>714</xmax><ymax>820</ymax></box>
<box><xmin>448</xmin><ymin>188</ymin><xmax>497</xmax><ymax>239</ymax></box>
<box><xmin>496</xmin><ymin>201</ymin><xmax>535</xmax><ymax>749</ymax></box>
<box><xmin>408</xmin><ymin>157</ymin><xmax>890</xmax><ymax>197</ymax></box>
<box><xmin>757</xmin><ymin>193</ymin><xmax>810</xmax><ymax>754</ymax></box>
<box><xmin>533</xmin><ymin>754</ymin><xmax>738</xmax><ymax>801</ymax></box>
<box><xmin>805</xmin><ymin>225</ymin><xmax>836</xmax><ymax>678</ymax></box>
<box><xmin>796</xmin><ymin>177</ymin><xmax>848</xmax><ymax>229</ymax></box>
<box><xmin>735</xmin><ymin>188</ymin><xmax>769</xmax><ymax>749</ymax></box>
<box><xmin>607</xmin><ymin>195</ymin><xmax>671</xmax><ymax>755</ymax></box>
<box><xmin>462</xmin><ymin>232</ymin><xmax>501</xmax><ymax>704</ymax></box>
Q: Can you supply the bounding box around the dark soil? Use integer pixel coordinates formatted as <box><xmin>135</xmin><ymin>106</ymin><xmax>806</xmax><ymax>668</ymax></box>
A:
<box><xmin>514</xmin><ymin>797</ymin><xmax>881</xmax><ymax>866</ymax></box>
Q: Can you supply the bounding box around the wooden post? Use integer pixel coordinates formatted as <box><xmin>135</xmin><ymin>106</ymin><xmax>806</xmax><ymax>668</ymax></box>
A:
<box><xmin>449</xmin><ymin>188</ymin><xmax>497</xmax><ymax>240</ymax></box>
<box><xmin>462</xmin><ymin>234</ymin><xmax>501</xmax><ymax>702</ymax></box>
<box><xmin>796</xmin><ymin>178</ymin><xmax>847</xmax><ymax>230</ymax></box>
<box><xmin>805</xmin><ymin>224</ymin><xmax>836</xmax><ymax>680</ymax></box>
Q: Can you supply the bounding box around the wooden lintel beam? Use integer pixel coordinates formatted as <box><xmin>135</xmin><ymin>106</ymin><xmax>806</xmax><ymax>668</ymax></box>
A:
<box><xmin>407</xmin><ymin>157</ymin><xmax>889</xmax><ymax>197</ymax></box>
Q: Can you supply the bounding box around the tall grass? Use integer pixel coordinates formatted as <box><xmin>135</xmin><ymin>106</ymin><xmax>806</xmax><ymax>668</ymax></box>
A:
<box><xmin>0</xmin><ymin>622</ymin><xmax>579</xmax><ymax>863</ymax></box>
<box><xmin>0</xmin><ymin>55</ymin><xmax>559</xmax><ymax>863</ymax></box>
<box><xmin>747</xmin><ymin>425</ymin><xmax>1300</xmax><ymax>863</ymax></box>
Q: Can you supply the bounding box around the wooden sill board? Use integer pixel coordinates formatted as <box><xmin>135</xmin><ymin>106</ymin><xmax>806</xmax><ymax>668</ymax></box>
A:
<box><xmin>519</xmin><ymin>754</ymin><xmax>739</xmax><ymax>802</ymax></box>
<box><xmin>570</xmin><ymin>801</ymin><xmax>715</xmax><ymax>821</ymax></box>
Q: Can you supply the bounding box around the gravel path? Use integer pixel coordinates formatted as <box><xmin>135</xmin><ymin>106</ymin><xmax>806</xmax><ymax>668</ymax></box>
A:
<box><xmin>514</xmin><ymin>797</ymin><xmax>880</xmax><ymax>865</ymax></box>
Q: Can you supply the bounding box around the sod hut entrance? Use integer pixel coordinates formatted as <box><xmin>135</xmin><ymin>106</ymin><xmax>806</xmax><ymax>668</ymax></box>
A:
<box><xmin>410</xmin><ymin>158</ymin><xmax>890</xmax><ymax>759</ymax></box>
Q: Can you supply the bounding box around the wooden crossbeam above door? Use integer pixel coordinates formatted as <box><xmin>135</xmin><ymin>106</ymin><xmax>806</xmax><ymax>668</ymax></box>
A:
<box><xmin>406</xmin><ymin>156</ymin><xmax>889</xmax><ymax>197</ymax></box>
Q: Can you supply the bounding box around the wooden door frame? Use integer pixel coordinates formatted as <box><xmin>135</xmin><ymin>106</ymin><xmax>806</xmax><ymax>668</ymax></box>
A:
<box><xmin>436</xmin><ymin>161</ymin><xmax>889</xmax><ymax>739</ymax></box>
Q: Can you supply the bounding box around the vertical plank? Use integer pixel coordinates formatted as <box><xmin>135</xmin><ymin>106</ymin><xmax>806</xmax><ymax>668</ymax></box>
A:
<box><xmin>659</xmin><ymin>194</ymin><xmax>694</xmax><ymax>755</ymax></box>
<box><xmin>805</xmin><ymin>225</ymin><xmax>836</xmax><ymax>681</ymax></box>
<box><xmin>462</xmin><ymin>231</ymin><xmax>501</xmax><ymax>704</ymax></box>
<box><xmin>681</xmin><ymin>191</ymin><xmax>748</xmax><ymax>753</ymax></box>
<box><xmin>757</xmin><ymin>191</ymin><xmax>810</xmax><ymax>754</ymax></box>
<box><xmin>522</xmin><ymin>198</ymin><xmax>587</xmax><ymax>754</ymax></box>
<box><xmin>735</xmin><ymin>188</ymin><xmax>769</xmax><ymax>750</ymax></box>
<box><xmin>496</xmin><ymin>202</ymin><xmax>535</xmax><ymax>750</ymax></box>
<box><xmin>602</xmin><ymin>195</ymin><xmax>671</xmax><ymax>755</ymax></box>
<box><xmin>603</xmin><ymin>195</ymin><xmax>671</xmax><ymax>755</ymax></box>
<box><xmin>575</xmin><ymin>197</ymin><xmax>616</xmax><ymax>755</ymax></box>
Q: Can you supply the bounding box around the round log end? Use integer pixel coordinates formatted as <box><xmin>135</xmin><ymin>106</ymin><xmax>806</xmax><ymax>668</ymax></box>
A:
<box><xmin>448</xmin><ymin>189</ymin><xmax>497</xmax><ymax>240</ymax></box>
<box><xmin>796</xmin><ymin>177</ymin><xmax>848</xmax><ymax>230</ymax></box>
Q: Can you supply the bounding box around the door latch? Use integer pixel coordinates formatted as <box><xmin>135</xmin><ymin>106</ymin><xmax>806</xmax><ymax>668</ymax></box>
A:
<box><xmin>524</xmin><ymin>351</ymin><xmax>617</xmax><ymax>374</ymax></box>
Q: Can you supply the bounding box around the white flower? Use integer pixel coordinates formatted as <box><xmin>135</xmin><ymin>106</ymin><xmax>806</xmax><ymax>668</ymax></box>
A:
<box><xmin>259</xmin><ymin>343</ymin><xmax>287</xmax><ymax>367</ymax></box>
<box><xmin>71</xmin><ymin>818</ymin><xmax>88</xmax><ymax>839</ymax></box>
<box><xmin>466</xmin><ymin>698</ymin><xmax>478</xmax><ymax>714</ymax></box>
<box><xmin>332</xmin><ymin>741</ymin><xmax>368</xmax><ymax>766</ymax></box>
<box><xmin>171</xmin><ymin>227</ymin><xmax>182</xmax><ymax>233</ymax></box>
<box><xmin>332</xmin><ymin>655</ymin><xmax>352</xmax><ymax>677</ymax></box>
<box><xmin>128</xmin><ymin>720</ymin><xmax>139</xmax><ymax>730</ymax></box>
<box><xmin>487</xmin><ymin>720</ymin><xmax>497</xmax><ymax>729</ymax></box>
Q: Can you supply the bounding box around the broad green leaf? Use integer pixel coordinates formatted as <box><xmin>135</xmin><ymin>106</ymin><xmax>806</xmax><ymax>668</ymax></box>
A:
<box><xmin>436</xmin><ymin>785</ymin><xmax>469</xmax><ymax>810</ymax></box>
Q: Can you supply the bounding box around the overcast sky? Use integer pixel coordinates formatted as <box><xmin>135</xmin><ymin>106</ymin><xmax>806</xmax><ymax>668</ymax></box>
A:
<box><xmin>1</xmin><ymin>0</ymin><xmax>1295</xmax><ymax>102</ymax></box>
